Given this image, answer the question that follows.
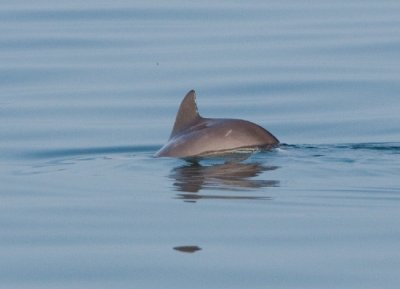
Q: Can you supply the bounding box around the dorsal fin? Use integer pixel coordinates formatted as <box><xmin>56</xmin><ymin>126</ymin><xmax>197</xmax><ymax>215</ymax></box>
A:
<box><xmin>170</xmin><ymin>90</ymin><xmax>201</xmax><ymax>139</ymax></box>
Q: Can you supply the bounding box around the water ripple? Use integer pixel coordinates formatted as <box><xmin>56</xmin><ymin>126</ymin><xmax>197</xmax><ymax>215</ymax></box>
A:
<box><xmin>282</xmin><ymin>142</ymin><xmax>400</xmax><ymax>152</ymax></box>
<box><xmin>22</xmin><ymin>145</ymin><xmax>160</xmax><ymax>159</ymax></box>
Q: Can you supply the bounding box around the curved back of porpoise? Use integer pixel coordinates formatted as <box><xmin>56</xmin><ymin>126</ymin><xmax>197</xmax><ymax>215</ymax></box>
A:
<box><xmin>169</xmin><ymin>90</ymin><xmax>201</xmax><ymax>140</ymax></box>
<box><xmin>156</xmin><ymin>90</ymin><xmax>279</xmax><ymax>158</ymax></box>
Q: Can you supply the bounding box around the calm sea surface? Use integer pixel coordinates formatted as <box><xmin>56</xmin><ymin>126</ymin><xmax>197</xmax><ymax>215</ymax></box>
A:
<box><xmin>1</xmin><ymin>1</ymin><xmax>400</xmax><ymax>288</ymax></box>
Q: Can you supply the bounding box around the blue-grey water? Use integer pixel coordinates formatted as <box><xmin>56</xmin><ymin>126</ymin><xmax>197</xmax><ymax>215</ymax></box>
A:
<box><xmin>1</xmin><ymin>1</ymin><xmax>400</xmax><ymax>288</ymax></box>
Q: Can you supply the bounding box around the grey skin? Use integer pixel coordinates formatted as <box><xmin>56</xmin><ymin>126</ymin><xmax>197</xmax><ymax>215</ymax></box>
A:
<box><xmin>155</xmin><ymin>90</ymin><xmax>279</xmax><ymax>158</ymax></box>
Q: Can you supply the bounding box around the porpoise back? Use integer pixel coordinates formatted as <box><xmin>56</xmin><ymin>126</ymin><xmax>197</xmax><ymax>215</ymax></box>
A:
<box><xmin>155</xmin><ymin>90</ymin><xmax>279</xmax><ymax>158</ymax></box>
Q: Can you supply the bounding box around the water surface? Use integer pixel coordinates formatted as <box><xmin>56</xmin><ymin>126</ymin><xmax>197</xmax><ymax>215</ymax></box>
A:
<box><xmin>1</xmin><ymin>1</ymin><xmax>400</xmax><ymax>288</ymax></box>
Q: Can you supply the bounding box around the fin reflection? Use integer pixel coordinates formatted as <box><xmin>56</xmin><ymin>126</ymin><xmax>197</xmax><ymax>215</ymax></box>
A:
<box><xmin>170</xmin><ymin>162</ymin><xmax>279</xmax><ymax>202</ymax></box>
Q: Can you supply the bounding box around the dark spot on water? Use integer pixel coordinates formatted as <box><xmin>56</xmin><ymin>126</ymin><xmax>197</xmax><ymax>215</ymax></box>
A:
<box><xmin>173</xmin><ymin>246</ymin><xmax>202</xmax><ymax>253</ymax></box>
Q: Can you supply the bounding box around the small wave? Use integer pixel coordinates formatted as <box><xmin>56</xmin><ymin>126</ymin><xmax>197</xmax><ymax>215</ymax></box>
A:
<box><xmin>281</xmin><ymin>142</ymin><xmax>400</xmax><ymax>152</ymax></box>
<box><xmin>22</xmin><ymin>145</ymin><xmax>161</xmax><ymax>159</ymax></box>
<box><xmin>344</xmin><ymin>143</ymin><xmax>400</xmax><ymax>152</ymax></box>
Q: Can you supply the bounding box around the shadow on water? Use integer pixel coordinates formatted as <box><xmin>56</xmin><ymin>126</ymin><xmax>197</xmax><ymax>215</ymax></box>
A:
<box><xmin>169</xmin><ymin>161</ymin><xmax>279</xmax><ymax>202</ymax></box>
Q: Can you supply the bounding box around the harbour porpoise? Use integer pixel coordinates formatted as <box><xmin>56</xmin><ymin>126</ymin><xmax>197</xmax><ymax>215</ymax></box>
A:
<box><xmin>155</xmin><ymin>90</ymin><xmax>279</xmax><ymax>159</ymax></box>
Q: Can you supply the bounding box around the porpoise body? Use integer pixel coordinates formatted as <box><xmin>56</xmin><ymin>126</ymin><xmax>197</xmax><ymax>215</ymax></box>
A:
<box><xmin>155</xmin><ymin>90</ymin><xmax>279</xmax><ymax>158</ymax></box>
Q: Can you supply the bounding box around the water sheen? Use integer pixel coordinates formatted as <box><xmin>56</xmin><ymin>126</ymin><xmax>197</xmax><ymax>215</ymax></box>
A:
<box><xmin>1</xmin><ymin>1</ymin><xmax>400</xmax><ymax>289</ymax></box>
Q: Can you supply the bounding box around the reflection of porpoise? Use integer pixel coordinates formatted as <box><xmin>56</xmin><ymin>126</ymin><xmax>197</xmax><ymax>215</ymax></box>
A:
<box><xmin>171</xmin><ymin>162</ymin><xmax>279</xmax><ymax>193</ymax></box>
<box><xmin>155</xmin><ymin>90</ymin><xmax>279</xmax><ymax>158</ymax></box>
